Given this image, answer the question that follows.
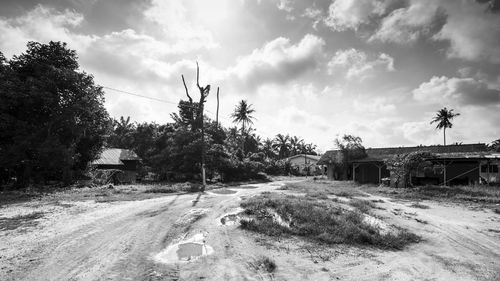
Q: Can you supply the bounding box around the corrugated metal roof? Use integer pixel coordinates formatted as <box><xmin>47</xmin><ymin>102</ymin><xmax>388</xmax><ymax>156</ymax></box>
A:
<box><xmin>285</xmin><ymin>154</ymin><xmax>321</xmax><ymax>162</ymax></box>
<box><xmin>92</xmin><ymin>148</ymin><xmax>141</xmax><ymax>165</ymax></box>
<box><xmin>320</xmin><ymin>143</ymin><xmax>490</xmax><ymax>164</ymax></box>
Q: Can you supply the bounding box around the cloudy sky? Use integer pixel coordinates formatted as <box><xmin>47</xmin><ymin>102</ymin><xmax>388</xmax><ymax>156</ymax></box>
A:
<box><xmin>1</xmin><ymin>0</ymin><xmax>499</xmax><ymax>152</ymax></box>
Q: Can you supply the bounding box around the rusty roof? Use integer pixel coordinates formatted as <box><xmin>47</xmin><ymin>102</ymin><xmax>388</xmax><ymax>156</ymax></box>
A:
<box><xmin>320</xmin><ymin>143</ymin><xmax>490</xmax><ymax>164</ymax></box>
<box><xmin>92</xmin><ymin>148</ymin><xmax>141</xmax><ymax>166</ymax></box>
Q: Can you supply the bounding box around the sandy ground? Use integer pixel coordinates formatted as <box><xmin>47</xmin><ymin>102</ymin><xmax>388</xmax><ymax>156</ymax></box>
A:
<box><xmin>0</xmin><ymin>180</ymin><xmax>499</xmax><ymax>281</ymax></box>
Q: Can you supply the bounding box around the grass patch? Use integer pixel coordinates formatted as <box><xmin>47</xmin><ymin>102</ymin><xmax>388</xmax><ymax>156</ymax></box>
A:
<box><xmin>0</xmin><ymin>212</ymin><xmax>44</xmax><ymax>231</ymax></box>
<box><xmin>362</xmin><ymin>184</ymin><xmax>500</xmax><ymax>206</ymax></box>
<box><xmin>410</xmin><ymin>202</ymin><xmax>430</xmax><ymax>209</ymax></box>
<box><xmin>143</xmin><ymin>187</ymin><xmax>177</xmax><ymax>193</ymax></box>
<box><xmin>349</xmin><ymin>199</ymin><xmax>375</xmax><ymax>214</ymax></box>
<box><xmin>240</xmin><ymin>193</ymin><xmax>419</xmax><ymax>250</ymax></box>
<box><xmin>250</xmin><ymin>256</ymin><xmax>277</xmax><ymax>273</ymax></box>
<box><xmin>280</xmin><ymin>180</ymin><xmax>368</xmax><ymax>198</ymax></box>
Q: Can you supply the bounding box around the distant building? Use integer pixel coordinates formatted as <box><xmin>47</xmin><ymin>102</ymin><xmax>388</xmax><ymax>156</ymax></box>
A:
<box><xmin>92</xmin><ymin>148</ymin><xmax>141</xmax><ymax>183</ymax></box>
<box><xmin>318</xmin><ymin>143</ymin><xmax>500</xmax><ymax>185</ymax></box>
<box><xmin>285</xmin><ymin>154</ymin><xmax>323</xmax><ymax>175</ymax></box>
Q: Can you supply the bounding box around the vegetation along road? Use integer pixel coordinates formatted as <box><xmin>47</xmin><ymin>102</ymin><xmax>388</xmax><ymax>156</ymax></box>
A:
<box><xmin>1</xmin><ymin>180</ymin><xmax>499</xmax><ymax>280</ymax></box>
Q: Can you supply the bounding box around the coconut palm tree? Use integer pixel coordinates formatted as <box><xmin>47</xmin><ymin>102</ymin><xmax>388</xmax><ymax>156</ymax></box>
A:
<box><xmin>289</xmin><ymin>136</ymin><xmax>304</xmax><ymax>156</ymax></box>
<box><xmin>261</xmin><ymin>138</ymin><xmax>276</xmax><ymax>159</ymax></box>
<box><xmin>430</xmin><ymin>107</ymin><xmax>460</xmax><ymax>146</ymax></box>
<box><xmin>231</xmin><ymin>100</ymin><xmax>256</xmax><ymax>133</ymax></box>
<box><xmin>231</xmin><ymin>100</ymin><xmax>256</xmax><ymax>153</ymax></box>
<box><xmin>273</xmin><ymin>134</ymin><xmax>290</xmax><ymax>159</ymax></box>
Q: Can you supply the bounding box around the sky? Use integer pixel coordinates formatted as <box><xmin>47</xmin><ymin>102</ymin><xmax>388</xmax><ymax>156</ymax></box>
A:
<box><xmin>1</xmin><ymin>0</ymin><xmax>499</xmax><ymax>152</ymax></box>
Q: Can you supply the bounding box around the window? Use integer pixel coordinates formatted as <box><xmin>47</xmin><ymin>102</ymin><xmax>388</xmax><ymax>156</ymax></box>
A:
<box><xmin>481</xmin><ymin>164</ymin><xmax>499</xmax><ymax>173</ymax></box>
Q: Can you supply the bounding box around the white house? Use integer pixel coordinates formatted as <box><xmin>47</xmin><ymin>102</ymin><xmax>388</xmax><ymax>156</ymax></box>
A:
<box><xmin>285</xmin><ymin>154</ymin><xmax>323</xmax><ymax>175</ymax></box>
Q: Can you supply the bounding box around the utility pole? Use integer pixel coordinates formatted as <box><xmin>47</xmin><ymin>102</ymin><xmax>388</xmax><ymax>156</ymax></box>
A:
<box><xmin>216</xmin><ymin>87</ymin><xmax>219</xmax><ymax>128</ymax></box>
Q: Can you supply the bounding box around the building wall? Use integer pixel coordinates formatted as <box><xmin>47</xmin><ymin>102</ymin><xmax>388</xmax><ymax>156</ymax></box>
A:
<box><xmin>355</xmin><ymin>163</ymin><xmax>389</xmax><ymax>184</ymax></box>
<box><xmin>289</xmin><ymin>157</ymin><xmax>321</xmax><ymax>175</ymax></box>
<box><xmin>479</xmin><ymin>160</ymin><xmax>500</xmax><ymax>183</ymax></box>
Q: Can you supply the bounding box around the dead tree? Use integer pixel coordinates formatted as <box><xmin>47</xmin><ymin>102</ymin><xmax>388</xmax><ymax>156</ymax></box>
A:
<box><xmin>181</xmin><ymin>62</ymin><xmax>210</xmax><ymax>189</ymax></box>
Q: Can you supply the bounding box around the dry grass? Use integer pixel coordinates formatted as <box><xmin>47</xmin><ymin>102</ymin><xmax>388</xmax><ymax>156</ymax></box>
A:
<box><xmin>279</xmin><ymin>180</ymin><xmax>368</xmax><ymax>198</ymax></box>
<box><xmin>250</xmin><ymin>256</ymin><xmax>277</xmax><ymax>273</ymax></box>
<box><xmin>0</xmin><ymin>212</ymin><xmax>44</xmax><ymax>231</ymax></box>
<box><xmin>240</xmin><ymin>192</ymin><xmax>419</xmax><ymax>250</ymax></box>
<box><xmin>364</xmin><ymin>184</ymin><xmax>500</xmax><ymax>205</ymax></box>
<box><xmin>349</xmin><ymin>199</ymin><xmax>376</xmax><ymax>214</ymax></box>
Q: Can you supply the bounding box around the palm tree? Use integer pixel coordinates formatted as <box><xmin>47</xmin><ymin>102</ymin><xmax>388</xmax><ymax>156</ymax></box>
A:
<box><xmin>289</xmin><ymin>136</ymin><xmax>304</xmax><ymax>156</ymax></box>
<box><xmin>273</xmin><ymin>134</ymin><xmax>290</xmax><ymax>159</ymax></box>
<box><xmin>430</xmin><ymin>107</ymin><xmax>460</xmax><ymax>145</ymax></box>
<box><xmin>261</xmin><ymin>138</ymin><xmax>276</xmax><ymax>159</ymax></box>
<box><xmin>231</xmin><ymin>100</ymin><xmax>256</xmax><ymax>153</ymax></box>
<box><xmin>231</xmin><ymin>100</ymin><xmax>256</xmax><ymax>133</ymax></box>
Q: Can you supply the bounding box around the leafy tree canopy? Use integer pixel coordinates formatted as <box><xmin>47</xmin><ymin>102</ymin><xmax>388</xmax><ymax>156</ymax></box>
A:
<box><xmin>0</xmin><ymin>41</ymin><xmax>109</xmax><ymax>187</ymax></box>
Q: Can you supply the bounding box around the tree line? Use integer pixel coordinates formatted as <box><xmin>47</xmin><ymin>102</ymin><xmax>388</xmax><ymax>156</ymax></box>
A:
<box><xmin>0</xmin><ymin>41</ymin><xmax>319</xmax><ymax>188</ymax></box>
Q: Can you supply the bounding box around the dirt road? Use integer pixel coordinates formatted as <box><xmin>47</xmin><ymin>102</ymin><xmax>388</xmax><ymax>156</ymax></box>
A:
<box><xmin>1</xmin><ymin>181</ymin><xmax>499</xmax><ymax>280</ymax></box>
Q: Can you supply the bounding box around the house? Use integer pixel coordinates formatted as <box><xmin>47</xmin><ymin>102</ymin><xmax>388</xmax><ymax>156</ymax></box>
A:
<box><xmin>92</xmin><ymin>148</ymin><xmax>141</xmax><ymax>183</ymax></box>
<box><xmin>285</xmin><ymin>154</ymin><xmax>322</xmax><ymax>175</ymax></box>
<box><xmin>318</xmin><ymin>143</ymin><xmax>500</xmax><ymax>185</ymax></box>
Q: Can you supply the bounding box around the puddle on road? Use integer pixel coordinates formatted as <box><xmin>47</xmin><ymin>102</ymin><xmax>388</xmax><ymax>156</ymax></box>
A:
<box><xmin>220</xmin><ymin>214</ymin><xmax>239</xmax><ymax>225</ymax></box>
<box><xmin>209</xmin><ymin>188</ymin><xmax>238</xmax><ymax>195</ymax></box>
<box><xmin>231</xmin><ymin>185</ymin><xmax>258</xmax><ymax>189</ymax></box>
<box><xmin>218</xmin><ymin>207</ymin><xmax>245</xmax><ymax>226</ymax></box>
<box><xmin>155</xmin><ymin>233</ymin><xmax>214</xmax><ymax>263</ymax></box>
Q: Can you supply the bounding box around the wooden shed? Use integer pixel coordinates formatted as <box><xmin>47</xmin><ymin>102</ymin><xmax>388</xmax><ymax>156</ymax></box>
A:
<box><xmin>92</xmin><ymin>148</ymin><xmax>141</xmax><ymax>183</ymax></box>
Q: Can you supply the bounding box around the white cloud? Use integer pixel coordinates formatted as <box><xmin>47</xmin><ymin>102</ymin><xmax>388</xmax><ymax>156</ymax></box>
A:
<box><xmin>325</xmin><ymin>0</ymin><xmax>395</xmax><ymax>32</ymax></box>
<box><xmin>353</xmin><ymin>97</ymin><xmax>396</xmax><ymax>113</ymax></box>
<box><xmin>412</xmin><ymin>76</ymin><xmax>500</xmax><ymax>106</ymax></box>
<box><xmin>276</xmin><ymin>0</ymin><xmax>294</xmax><ymax>12</ymax></box>
<box><xmin>143</xmin><ymin>0</ymin><xmax>218</xmax><ymax>52</ymax></box>
<box><xmin>433</xmin><ymin>0</ymin><xmax>500</xmax><ymax>63</ymax></box>
<box><xmin>0</xmin><ymin>5</ymin><xmax>95</xmax><ymax>58</ymax></box>
<box><xmin>369</xmin><ymin>1</ymin><xmax>446</xmax><ymax>44</ymax></box>
<box><xmin>327</xmin><ymin>48</ymin><xmax>394</xmax><ymax>80</ymax></box>
<box><xmin>302</xmin><ymin>5</ymin><xmax>323</xmax><ymax>29</ymax></box>
<box><xmin>228</xmin><ymin>34</ymin><xmax>325</xmax><ymax>88</ymax></box>
<box><xmin>398</xmin><ymin>120</ymin><xmax>440</xmax><ymax>145</ymax></box>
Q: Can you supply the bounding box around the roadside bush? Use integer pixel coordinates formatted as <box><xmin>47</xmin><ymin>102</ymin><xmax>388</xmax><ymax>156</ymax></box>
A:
<box><xmin>219</xmin><ymin>158</ymin><xmax>265</xmax><ymax>181</ymax></box>
<box><xmin>264</xmin><ymin>159</ymin><xmax>286</xmax><ymax>176</ymax></box>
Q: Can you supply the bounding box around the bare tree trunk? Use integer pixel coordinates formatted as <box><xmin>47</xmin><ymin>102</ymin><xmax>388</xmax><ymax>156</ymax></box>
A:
<box><xmin>443</xmin><ymin>127</ymin><xmax>446</xmax><ymax>146</ymax></box>
<box><xmin>181</xmin><ymin>62</ymin><xmax>211</xmax><ymax>190</ymax></box>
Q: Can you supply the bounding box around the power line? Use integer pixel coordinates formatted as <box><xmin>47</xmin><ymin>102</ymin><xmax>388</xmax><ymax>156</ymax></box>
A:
<box><xmin>103</xmin><ymin>85</ymin><xmax>224</xmax><ymax>118</ymax></box>
<box><xmin>102</xmin><ymin>86</ymin><xmax>178</xmax><ymax>105</ymax></box>
<box><xmin>102</xmin><ymin>85</ymin><xmax>279</xmax><ymax>137</ymax></box>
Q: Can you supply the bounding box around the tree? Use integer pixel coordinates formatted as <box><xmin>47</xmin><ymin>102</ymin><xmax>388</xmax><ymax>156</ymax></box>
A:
<box><xmin>261</xmin><ymin>138</ymin><xmax>276</xmax><ymax>159</ymax></box>
<box><xmin>231</xmin><ymin>100</ymin><xmax>256</xmax><ymax>133</ymax></box>
<box><xmin>273</xmin><ymin>134</ymin><xmax>291</xmax><ymax>159</ymax></box>
<box><xmin>289</xmin><ymin>136</ymin><xmax>304</xmax><ymax>156</ymax></box>
<box><xmin>385</xmin><ymin>151</ymin><xmax>434</xmax><ymax>188</ymax></box>
<box><xmin>334</xmin><ymin>134</ymin><xmax>367</xmax><ymax>180</ymax></box>
<box><xmin>231</xmin><ymin>100</ymin><xmax>256</xmax><ymax>153</ymax></box>
<box><xmin>179</xmin><ymin>62</ymin><xmax>211</xmax><ymax>188</ymax></box>
<box><xmin>0</xmin><ymin>41</ymin><xmax>109</xmax><ymax>187</ymax></box>
<box><xmin>430</xmin><ymin>107</ymin><xmax>460</xmax><ymax>146</ymax></box>
<box><xmin>489</xmin><ymin>139</ymin><xmax>500</xmax><ymax>152</ymax></box>
<box><xmin>107</xmin><ymin>116</ymin><xmax>136</xmax><ymax>148</ymax></box>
